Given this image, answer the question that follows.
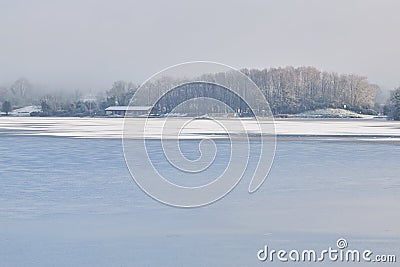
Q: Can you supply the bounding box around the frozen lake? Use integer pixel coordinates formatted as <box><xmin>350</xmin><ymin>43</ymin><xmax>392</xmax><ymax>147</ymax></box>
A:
<box><xmin>0</xmin><ymin>117</ymin><xmax>399</xmax><ymax>266</ymax></box>
<box><xmin>0</xmin><ymin>116</ymin><xmax>400</xmax><ymax>140</ymax></box>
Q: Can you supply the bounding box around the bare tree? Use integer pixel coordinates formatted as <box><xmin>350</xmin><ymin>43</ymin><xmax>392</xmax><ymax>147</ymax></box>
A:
<box><xmin>10</xmin><ymin>78</ymin><xmax>32</xmax><ymax>106</ymax></box>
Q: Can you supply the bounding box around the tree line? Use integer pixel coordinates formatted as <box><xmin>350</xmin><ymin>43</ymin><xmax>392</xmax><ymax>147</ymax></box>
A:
<box><xmin>0</xmin><ymin>79</ymin><xmax>138</xmax><ymax>117</ymax></box>
<box><xmin>242</xmin><ymin>66</ymin><xmax>378</xmax><ymax>115</ymax></box>
<box><xmin>130</xmin><ymin>66</ymin><xmax>381</xmax><ymax>116</ymax></box>
<box><xmin>1</xmin><ymin>67</ymin><xmax>400</xmax><ymax>120</ymax></box>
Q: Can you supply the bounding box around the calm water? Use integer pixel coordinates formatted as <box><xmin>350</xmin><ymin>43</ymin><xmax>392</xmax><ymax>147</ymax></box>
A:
<box><xmin>0</xmin><ymin>136</ymin><xmax>399</xmax><ymax>266</ymax></box>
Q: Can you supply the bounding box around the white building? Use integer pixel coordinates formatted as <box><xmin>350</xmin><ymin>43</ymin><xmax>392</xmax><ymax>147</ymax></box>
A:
<box><xmin>10</xmin><ymin>105</ymin><xmax>41</xmax><ymax>116</ymax></box>
<box><xmin>105</xmin><ymin>106</ymin><xmax>152</xmax><ymax>117</ymax></box>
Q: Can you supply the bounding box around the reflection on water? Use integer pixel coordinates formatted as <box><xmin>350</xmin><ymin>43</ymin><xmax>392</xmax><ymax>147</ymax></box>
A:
<box><xmin>0</xmin><ymin>136</ymin><xmax>399</xmax><ymax>266</ymax></box>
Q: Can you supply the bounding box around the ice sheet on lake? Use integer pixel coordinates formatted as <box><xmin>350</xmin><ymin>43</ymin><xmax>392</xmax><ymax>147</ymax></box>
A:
<box><xmin>0</xmin><ymin>117</ymin><xmax>400</xmax><ymax>140</ymax></box>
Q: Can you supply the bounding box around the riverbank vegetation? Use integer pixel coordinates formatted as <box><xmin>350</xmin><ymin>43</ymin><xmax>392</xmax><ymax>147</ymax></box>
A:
<box><xmin>0</xmin><ymin>67</ymin><xmax>399</xmax><ymax>119</ymax></box>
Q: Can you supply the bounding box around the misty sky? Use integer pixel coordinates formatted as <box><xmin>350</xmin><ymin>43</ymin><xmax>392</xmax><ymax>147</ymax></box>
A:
<box><xmin>1</xmin><ymin>0</ymin><xmax>399</xmax><ymax>91</ymax></box>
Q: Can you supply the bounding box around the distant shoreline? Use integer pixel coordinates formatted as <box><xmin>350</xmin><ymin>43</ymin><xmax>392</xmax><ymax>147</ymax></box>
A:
<box><xmin>2</xmin><ymin>108</ymin><xmax>386</xmax><ymax>120</ymax></box>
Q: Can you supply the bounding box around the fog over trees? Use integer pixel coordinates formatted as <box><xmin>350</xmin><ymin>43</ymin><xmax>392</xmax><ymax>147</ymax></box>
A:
<box><xmin>243</xmin><ymin>67</ymin><xmax>377</xmax><ymax>114</ymax></box>
<box><xmin>0</xmin><ymin>66</ymin><xmax>398</xmax><ymax>118</ymax></box>
<box><xmin>133</xmin><ymin>66</ymin><xmax>383</xmax><ymax>116</ymax></box>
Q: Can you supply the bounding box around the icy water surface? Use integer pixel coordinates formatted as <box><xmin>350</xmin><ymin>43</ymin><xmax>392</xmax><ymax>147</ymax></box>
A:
<box><xmin>0</xmin><ymin>134</ymin><xmax>399</xmax><ymax>266</ymax></box>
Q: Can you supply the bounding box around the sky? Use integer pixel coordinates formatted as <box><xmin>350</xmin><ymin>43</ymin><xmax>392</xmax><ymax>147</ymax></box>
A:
<box><xmin>1</xmin><ymin>0</ymin><xmax>399</xmax><ymax>91</ymax></box>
